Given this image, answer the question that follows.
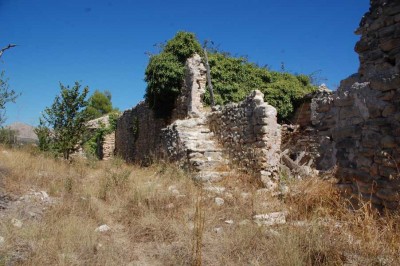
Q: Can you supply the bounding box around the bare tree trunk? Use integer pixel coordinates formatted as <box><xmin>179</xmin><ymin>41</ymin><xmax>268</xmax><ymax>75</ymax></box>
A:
<box><xmin>203</xmin><ymin>48</ymin><xmax>215</xmax><ymax>107</ymax></box>
<box><xmin>0</xmin><ymin>44</ymin><xmax>17</xmax><ymax>59</ymax></box>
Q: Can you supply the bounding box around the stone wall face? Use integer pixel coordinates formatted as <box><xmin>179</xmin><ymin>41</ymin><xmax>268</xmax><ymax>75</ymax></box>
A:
<box><xmin>115</xmin><ymin>101</ymin><xmax>167</xmax><ymax>163</ymax></box>
<box><xmin>332</xmin><ymin>0</ymin><xmax>400</xmax><ymax>210</ymax></box>
<box><xmin>208</xmin><ymin>90</ymin><xmax>281</xmax><ymax>189</ymax></box>
<box><xmin>356</xmin><ymin>0</ymin><xmax>400</xmax><ymax>79</ymax></box>
<box><xmin>287</xmin><ymin>0</ymin><xmax>400</xmax><ymax>210</ymax></box>
<box><xmin>281</xmin><ymin>86</ymin><xmax>334</xmax><ymax>173</ymax></box>
<box><xmin>115</xmin><ymin>54</ymin><xmax>206</xmax><ymax>163</ymax></box>
<box><xmin>85</xmin><ymin>115</ymin><xmax>116</xmax><ymax>160</ymax></box>
<box><xmin>98</xmin><ymin>132</ymin><xmax>115</xmax><ymax>160</ymax></box>
<box><xmin>171</xmin><ymin>54</ymin><xmax>207</xmax><ymax>121</ymax></box>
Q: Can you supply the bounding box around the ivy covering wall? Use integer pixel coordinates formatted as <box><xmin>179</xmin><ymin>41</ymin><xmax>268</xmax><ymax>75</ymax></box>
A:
<box><xmin>144</xmin><ymin>32</ymin><xmax>317</xmax><ymax>121</ymax></box>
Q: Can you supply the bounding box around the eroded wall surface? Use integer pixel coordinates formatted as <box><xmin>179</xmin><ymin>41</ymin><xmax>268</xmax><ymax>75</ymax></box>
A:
<box><xmin>115</xmin><ymin>101</ymin><xmax>167</xmax><ymax>163</ymax></box>
<box><xmin>289</xmin><ymin>0</ymin><xmax>400</xmax><ymax>210</ymax></box>
<box><xmin>208</xmin><ymin>90</ymin><xmax>281</xmax><ymax>189</ymax></box>
<box><xmin>333</xmin><ymin>0</ymin><xmax>400</xmax><ymax>210</ymax></box>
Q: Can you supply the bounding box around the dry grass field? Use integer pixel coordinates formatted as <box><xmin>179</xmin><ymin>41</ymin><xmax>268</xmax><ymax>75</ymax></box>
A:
<box><xmin>0</xmin><ymin>146</ymin><xmax>399</xmax><ymax>265</ymax></box>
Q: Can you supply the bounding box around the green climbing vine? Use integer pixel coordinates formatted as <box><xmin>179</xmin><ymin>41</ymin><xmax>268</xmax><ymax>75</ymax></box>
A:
<box><xmin>83</xmin><ymin>111</ymin><xmax>119</xmax><ymax>158</ymax></box>
<box><xmin>144</xmin><ymin>31</ymin><xmax>317</xmax><ymax>122</ymax></box>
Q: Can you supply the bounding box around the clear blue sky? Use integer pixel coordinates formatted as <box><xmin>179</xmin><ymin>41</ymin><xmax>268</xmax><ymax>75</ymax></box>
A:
<box><xmin>0</xmin><ymin>0</ymin><xmax>369</xmax><ymax>126</ymax></box>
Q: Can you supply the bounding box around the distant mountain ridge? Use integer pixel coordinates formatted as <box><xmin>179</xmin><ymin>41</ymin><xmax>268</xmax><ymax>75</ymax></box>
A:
<box><xmin>6</xmin><ymin>122</ymin><xmax>38</xmax><ymax>144</ymax></box>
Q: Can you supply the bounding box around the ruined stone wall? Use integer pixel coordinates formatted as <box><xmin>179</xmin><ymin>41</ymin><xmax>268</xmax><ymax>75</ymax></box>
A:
<box><xmin>115</xmin><ymin>54</ymin><xmax>206</xmax><ymax>163</ymax></box>
<box><xmin>98</xmin><ymin>132</ymin><xmax>115</xmax><ymax>160</ymax></box>
<box><xmin>115</xmin><ymin>101</ymin><xmax>167</xmax><ymax>163</ymax></box>
<box><xmin>331</xmin><ymin>0</ymin><xmax>400</xmax><ymax>210</ymax></box>
<box><xmin>287</xmin><ymin>0</ymin><xmax>400</xmax><ymax>210</ymax></box>
<box><xmin>171</xmin><ymin>54</ymin><xmax>207</xmax><ymax>121</ymax></box>
<box><xmin>281</xmin><ymin>86</ymin><xmax>333</xmax><ymax>173</ymax></box>
<box><xmin>356</xmin><ymin>0</ymin><xmax>400</xmax><ymax>79</ymax></box>
<box><xmin>85</xmin><ymin>115</ymin><xmax>116</xmax><ymax>160</ymax></box>
<box><xmin>208</xmin><ymin>90</ymin><xmax>281</xmax><ymax>189</ymax></box>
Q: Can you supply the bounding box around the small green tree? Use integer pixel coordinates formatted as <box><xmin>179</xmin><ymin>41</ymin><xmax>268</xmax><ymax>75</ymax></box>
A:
<box><xmin>0</xmin><ymin>71</ymin><xmax>19</xmax><ymax>125</ymax></box>
<box><xmin>38</xmin><ymin>82</ymin><xmax>89</xmax><ymax>159</ymax></box>
<box><xmin>86</xmin><ymin>90</ymin><xmax>114</xmax><ymax>120</ymax></box>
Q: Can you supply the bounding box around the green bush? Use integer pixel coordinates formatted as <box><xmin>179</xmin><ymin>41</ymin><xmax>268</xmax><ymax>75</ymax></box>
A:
<box><xmin>0</xmin><ymin>128</ymin><xmax>17</xmax><ymax>146</ymax></box>
<box><xmin>205</xmin><ymin>53</ymin><xmax>317</xmax><ymax>121</ymax></box>
<box><xmin>144</xmin><ymin>32</ymin><xmax>203</xmax><ymax>118</ymax></box>
<box><xmin>163</xmin><ymin>31</ymin><xmax>203</xmax><ymax>63</ymax></box>
<box><xmin>144</xmin><ymin>31</ymin><xmax>317</xmax><ymax>121</ymax></box>
<box><xmin>145</xmin><ymin>53</ymin><xmax>185</xmax><ymax>118</ymax></box>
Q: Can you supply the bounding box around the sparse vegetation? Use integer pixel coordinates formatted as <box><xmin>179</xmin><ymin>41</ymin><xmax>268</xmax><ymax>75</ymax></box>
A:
<box><xmin>0</xmin><ymin>146</ymin><xmax>399</xmax><ymax>265</ymax></box>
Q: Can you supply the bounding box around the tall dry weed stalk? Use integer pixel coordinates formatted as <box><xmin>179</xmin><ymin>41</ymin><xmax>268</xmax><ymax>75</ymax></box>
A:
<box><xmin>191</xmin><ymin>186</ymin><xmax>205</xmax><ymax>266</ymax></box>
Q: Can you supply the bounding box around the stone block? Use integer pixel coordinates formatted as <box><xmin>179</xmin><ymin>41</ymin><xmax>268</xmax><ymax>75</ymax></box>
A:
<box><xmin>382</xmin><ymin>200</ymin><xmax>400</xmax><ymax>210</ymax></box>
<box><xmin>370</xmin><ymin>163</ymin><xmax>379</xmax><ymax>176</ymax></box>
<box><xmin>380</xmin><ymin>38</ymin><xmax>400</xmax><ymax>52</ymax></box>
<box><xmin>382</xmin><ymin>104</ymin><xmax>396</xmax><ymax>117</ymax></box>
<box><xmin>367</xmin><ymin>105</ymin><xmax>382</xmax><ymax>118</ymax></box>
<box><xmin>336</xmin><ymin>138</ymin><xmax>356</xmax><ymax>149</ymax></box>
<box><xmin>356</xmin><ymin>180</ymin><xmax>377</xmax><ymax>194</ymax></box>
<box><xmin>359</xmin><ymin>147</ymin><xmax>376</xmax><ymax>157</ymax></box>
<box><xmin>317</xmin><ymin>103</ymin><xmax>332</xmax><ymax>113</ymax></box>
<box><xmin>376</xmin><ymin>188</ymin><xmax>400</xmax><ymax>202</ymax></box>
<box><xmin>378</xmin><ymin>25</ymin><xmax>397</xmax><ymax>38</ymax></box>
<box><xmin>339</xmin><ymin>106</ymin><xmax>360</xmax><ymax>118</ymax></box>
<box><xmin>352</xmin><ymin>169</ymin><xmax>375</xmax><ymax>183</ymax></box>
<box><xmin>385</xmin><ymin>4</ymin><xmax>400</xmax><ymax>16</ymax></box>
<box><xmin>332</xmin><ymin>125</ymin><xmax>361</xmax><ymax>140</ymax></box>
<box><xmin>355</xmin><ymin>39</ymin><xmax>370</xmax><ymax>53</ymax></box>
<box><xmin>361</xmin><ymin>130</ymin><xmax>381</xmax><ymax>147</ymax></box>
<box><xmin>370</xmin><ymin>76</ymin><xmax>400</xmax><ymax>91</ymax></box>
<box><xmin>360</xmin><ymin>193</ymin><xmax>382</xmax><ymax>205</ymax></box>
<box><xmin>379</xmin><ymin>166</ymin><xmax>398</xmax><ymax>179</ymax></box>
<box><xmin>334</xmin><ymin>97</ymin><xmax>354</xmax><ymax>107</ymax></box>
<box><xmin>356</xmin><ymin>155</ymin><xmax>373</xmax><ymax>168</ymax></box>
<box><xmin>378</xmin><ymin>90</ymin><xmax>396</xmax><ymax>101</ymax></box>
<box><xmin>364</xmin><ymin>117</ymin><xmax>389</xmax><ymax>127</ymax></box>
<box><xmin>381</xmin><ymin>135</ymin><xmax>396</xmax><ymax>148</ymax></box>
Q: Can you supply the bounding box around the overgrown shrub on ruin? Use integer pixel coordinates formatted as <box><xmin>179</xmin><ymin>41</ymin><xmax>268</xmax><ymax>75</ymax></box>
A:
<box><xmin>144</xmin><ymin>31</ymin><xmax>317</xmax><ymax>121</ymax></box>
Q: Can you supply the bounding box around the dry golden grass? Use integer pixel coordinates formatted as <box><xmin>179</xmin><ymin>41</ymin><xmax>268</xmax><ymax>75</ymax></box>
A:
<box><xmin>0</xmin><ymin>146</ymin><xmax>399</xmax><ymax>265</ymax></box>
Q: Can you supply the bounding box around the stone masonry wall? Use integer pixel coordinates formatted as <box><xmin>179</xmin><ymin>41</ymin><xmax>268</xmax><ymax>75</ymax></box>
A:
<box><xmin>281</xmin><ymin>86</ymin><xmax>333</xmax><ymax>173</ymax></box>
<box><xmin>171</xmin><ymin>54</ymin><xmax>207</xmax><ymax>120</ymax></box>
<box><xmin>115</xmin><ymin>101</ymin><xmax>167</xmax><ymax>163</ymax></box>
<box><xmin>356</xmin><ymin>0</ymin><xmax>400</xmax><ymax>79</ymax></box>
<box><xmin>289</xmin><ymin>0</ymin><xmax>400</xmax><ymax>210</ymax></box>
<box><xmin>85</xmin><ymin>115</ymin><xmax>116</xmax><ymax>160</ymax></box>
<box><xmin>115</xmin><ymin>54</ymin><xmax>206</xmax><ymax>163</ymax></box>
<box><xmin>208</xmin><ymin>90</ymin><xmax>281</xmax><ymax>189</ymax></box>
<box><xmin>115</xmin><ymin>55</ymin><xmax>282</xmax><ymax>188</ymax></box>
<box><xmin>98</xmin><ymin>132</ymin><xmax>115</xmax><ymax>160</ymax></box>
<box><xmin>332</xmin><ymin>0</ymin><xmax>400</xmax><ymax>210</ymax></box>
